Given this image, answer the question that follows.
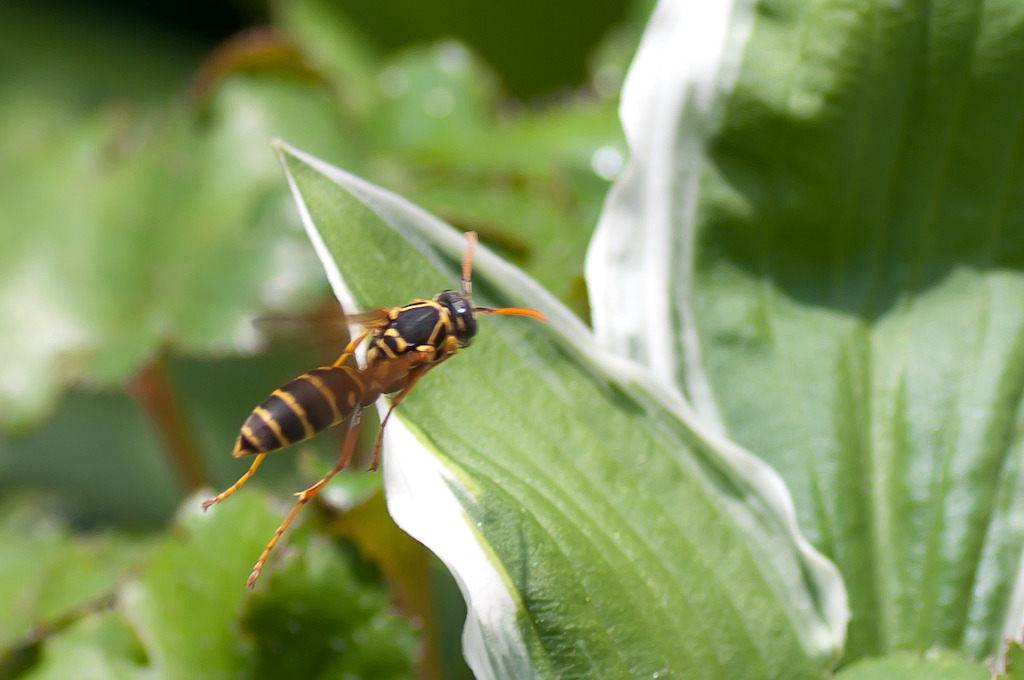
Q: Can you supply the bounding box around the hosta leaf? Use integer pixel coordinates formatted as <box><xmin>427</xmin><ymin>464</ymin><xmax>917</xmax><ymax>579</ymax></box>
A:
<box><xmin>587</xmin><ymin>0</ymin><xmax>1024</xmax><ymax>662</ymax></box>
<box><xmin>274</xmin><ymin>139</ymin><xmax>847</xmax><ymax>679</ymax></box>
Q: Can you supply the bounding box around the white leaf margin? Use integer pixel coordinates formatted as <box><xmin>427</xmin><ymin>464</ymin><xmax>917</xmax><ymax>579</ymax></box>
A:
<box><xmin>583</xmin><ymin>0</ymin><xmax>850</xmax><ymax>658</ymax></box>
<box><xmin>275</xmin><ymin>138</ymin><xmax>849</xmax><ymax>673</ymax></box>
<box><xmin>586</xmin><ymin>0</ymin><xmax>757</xmax><ymax>431</ymax></box>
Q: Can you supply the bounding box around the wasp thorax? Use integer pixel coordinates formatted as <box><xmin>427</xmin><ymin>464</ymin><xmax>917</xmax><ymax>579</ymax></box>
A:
<box><xmin>434</xmin><ymin>289</ymin><xmax>477</xmax><ymax>345</ymax></box>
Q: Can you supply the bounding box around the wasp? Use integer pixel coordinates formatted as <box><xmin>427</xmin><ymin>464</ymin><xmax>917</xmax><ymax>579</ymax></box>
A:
<box><xmin>202</xmin><ymin>231</ymin><xmax>547</xmax><ymax>587</ymax></box>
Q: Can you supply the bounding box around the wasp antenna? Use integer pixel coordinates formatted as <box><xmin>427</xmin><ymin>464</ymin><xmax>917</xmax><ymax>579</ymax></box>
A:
<box><xmin>461</xmin><ymin>231</ymin><xmax>477</xmax><ymax>303</ymax></box>
<box><xmin>474</xmin><ymin>306</ymin><xmax>549</xmax><ymax>323</ymax></box>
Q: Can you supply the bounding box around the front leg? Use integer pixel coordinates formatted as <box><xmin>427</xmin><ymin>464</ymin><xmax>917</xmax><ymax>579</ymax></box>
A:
<box><xmin>416</xmin><ymin>334</ymin><xmax>460</xmax><ymax>367</ymax></box>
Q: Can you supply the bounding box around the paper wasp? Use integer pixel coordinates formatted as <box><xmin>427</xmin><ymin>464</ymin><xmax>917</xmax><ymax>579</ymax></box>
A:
<box><xmin>202</xmin><ymin>231</ymin><xmax>547</xmax><ymax>587</ymax></box>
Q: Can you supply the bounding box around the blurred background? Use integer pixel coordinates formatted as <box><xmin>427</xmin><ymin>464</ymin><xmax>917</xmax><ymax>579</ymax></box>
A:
<box><xmin>0</xmin><ymin>0</ymin><xmax>653</xmax><ymax>677</ymax></box>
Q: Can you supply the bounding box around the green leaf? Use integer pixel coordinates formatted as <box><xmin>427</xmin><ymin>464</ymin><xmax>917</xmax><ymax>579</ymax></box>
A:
<box><xmin>119</xmin><ymin>491</ymin><xmax>282</xmax><ymax>679</ymax></box>
<box><xmin>240</xmin><ymin>537</ymin><xmax>417</xmax><ymax>680</ymax></box>
<box><xmin>587</xmin><ymin>0</ymin><xmax>1024</xmax><ymax>663</ymax></box>
<box><xmin>0</xmin><ymin>390</ymin><xmax>181</xmax><ymax>527</ymax></box>
<box><xmin>999</xmin><ymin>639</ymin><xmax>1024</xmax><ymax>679</ymax></box>
<box><xmin>834</xmin><ymin>650</ymin><xmax>989</xmax><ymax>680</ymax></box>
<box><xmin>0</xmin><ymin>494</ymin><xmax>149</xmax><ymax>654</ymax></box>
<box><xmin>0</xmin><ymin>491</ymin><xmax>416</xmax><ymax>679</ymax></box>
<box><xmin>0</xmin><ymin>2</ymin><xmax>624</xmax><ymax>431</ymax></box>
<box><xmin>17</xmin><ymin>612</ymin><xmax>147</xmax><ymax>680</ymax></box>
<box><xmin>121</xmin><ymin>490</ymin><xmax>417</xmax><ymax>680</ymax></box>
<box><xmin>0</xmin><ymin>70</ymin><xmax>343</xmax><ymax>430</ymax></box>
<box><xmin>273</xmin><ymin>139</ymin><xmax>847</xmax><ymax>679</ymax></box>
<box><xmin>274</xmin><ymin>0</ymin><xmax>381</xmax><ymax>117</ymax></box>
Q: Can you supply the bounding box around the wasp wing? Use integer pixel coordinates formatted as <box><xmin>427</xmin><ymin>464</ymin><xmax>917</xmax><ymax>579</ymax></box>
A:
<box><xmin>251</xmin><ymin>307</ymin><xmax>395</xmax><ymax>360</ymax></box>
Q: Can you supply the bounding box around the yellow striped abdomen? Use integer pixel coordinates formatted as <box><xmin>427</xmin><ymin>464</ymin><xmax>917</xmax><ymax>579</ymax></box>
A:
<box><xmin>233</xmin><ymin>366</ymin><xmax>368</xmax><ymax>457</ymax></box>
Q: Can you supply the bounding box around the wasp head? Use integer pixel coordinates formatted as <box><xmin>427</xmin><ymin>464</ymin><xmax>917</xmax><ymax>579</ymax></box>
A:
<box><xmin>434</xmin><ymin>289</ymin><xmax>478</xmax><ymax>347</ymax></box>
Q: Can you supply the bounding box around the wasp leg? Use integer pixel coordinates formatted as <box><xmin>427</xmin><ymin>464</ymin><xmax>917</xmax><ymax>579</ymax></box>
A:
<box><xmin>367</xmin><ymin>337</ymin><xmax>461</xmax><ymax>471</ymax></box>
<box><xmin>368</xmin><ymin>366</ymin><xmax>430</xmax><ymax>471</ymax></box>
<box><xmin>201</xmin><ymin>333</ymin><xmax>367</xmax><ymax>515</ymax></box>
<box><xmin>201</xmin><ymin>452</ymin><xmax>266</xmax><ymax>511</ymax></box>
<box><xmin>246</xmin><ymin>405</ymin><xmax>364</xmax><ymax>589</ymax></box>
<box><xmin>332</xmin><ymin>328</ymin><xmax>369</xmax><ymax>367</ymax></box>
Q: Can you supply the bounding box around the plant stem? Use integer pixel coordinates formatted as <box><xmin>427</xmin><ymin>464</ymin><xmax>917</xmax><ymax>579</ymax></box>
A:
<box><xmin>128</xmin><ymin>356</ymin><xmax>207</xmax><ymax>493</ymax></box>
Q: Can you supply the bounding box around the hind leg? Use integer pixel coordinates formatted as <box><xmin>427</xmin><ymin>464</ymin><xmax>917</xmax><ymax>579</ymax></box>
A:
<box><xmin>201</xmin><ymin>451</ymin><xmax>266</xmax><ymax>511</ymax></box>
<box><xmin>245</xmin><ymin>405</ymin><xmax>364</xmax><ymax>588</ymax></box>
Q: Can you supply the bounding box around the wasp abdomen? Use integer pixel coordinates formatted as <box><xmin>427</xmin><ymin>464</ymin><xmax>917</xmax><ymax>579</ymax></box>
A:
<box><xmin>234</xmin><ymin>366</ymin><xmax>367</xmax><ymax>457</ymax></box>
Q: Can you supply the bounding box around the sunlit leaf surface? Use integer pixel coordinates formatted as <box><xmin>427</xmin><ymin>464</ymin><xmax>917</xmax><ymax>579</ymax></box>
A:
<box><xmin>588</xmin><ymin>0</ymin><xmax>1024</xmax><ymax>663</ymax></box>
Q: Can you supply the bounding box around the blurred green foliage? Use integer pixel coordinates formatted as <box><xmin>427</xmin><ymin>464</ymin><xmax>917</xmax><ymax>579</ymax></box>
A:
<box><xmin>0</xmin><ymin>0</ymin><xmax>644</xmax><ymax>677</ymax></box>
<box><xmin>0</xmin><ymin>491</ymin><xmax>418</xmax><ymax>680</ymax></box>
<box><xmin>832</xmin><ymin>651</ymin><xmax>990</xmax><ymax>680</ymax></box>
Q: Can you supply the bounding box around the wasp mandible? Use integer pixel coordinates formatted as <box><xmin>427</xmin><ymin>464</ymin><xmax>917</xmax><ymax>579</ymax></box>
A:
<box><xmin>202</xmin><ymin>231</ymin><xmax>547</xmax><ymax>587</ymax></box>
